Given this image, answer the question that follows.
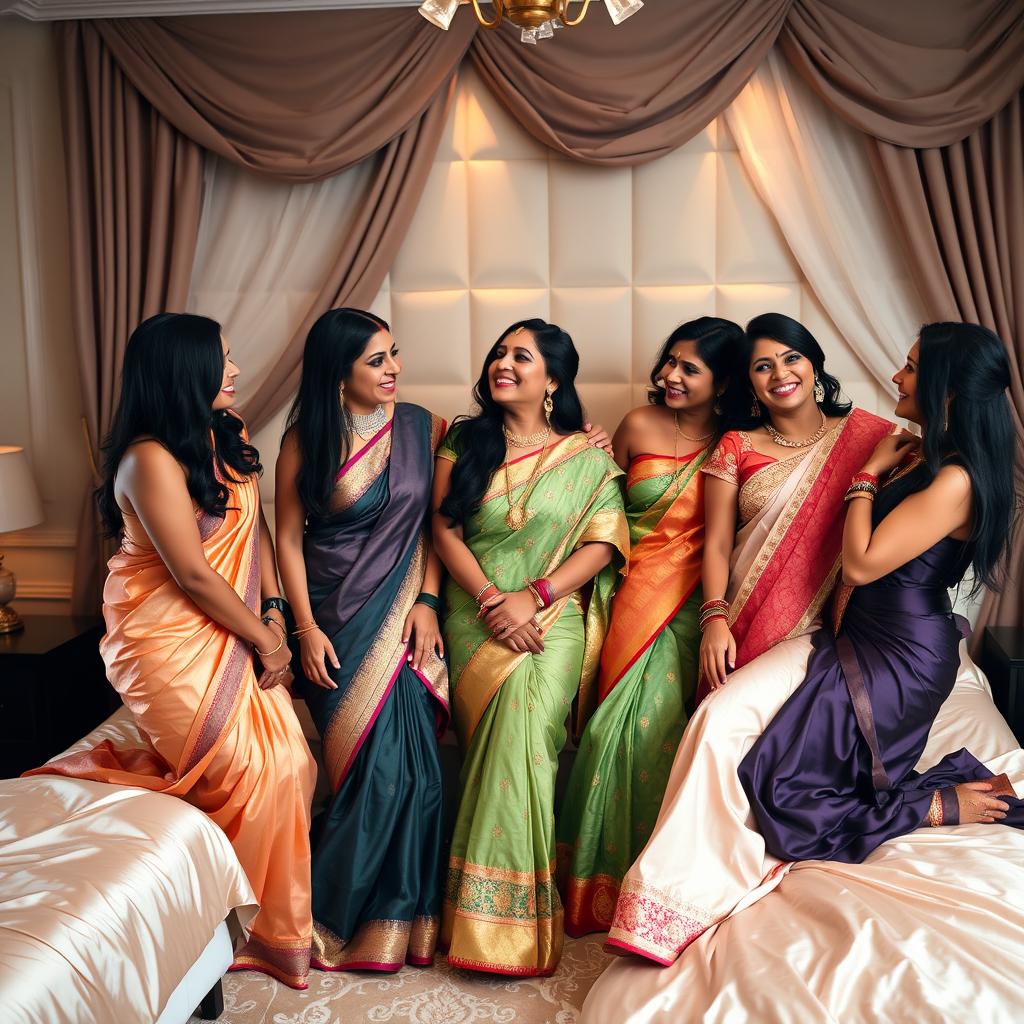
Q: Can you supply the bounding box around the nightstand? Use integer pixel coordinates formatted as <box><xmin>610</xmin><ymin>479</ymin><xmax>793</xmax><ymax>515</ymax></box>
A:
<box><xmin>981</xmin><ymin>626</ymin><xmax>1024</xmax><ymax>745</ymax></box>
<box><xmin>0</xmin><ymin>614</ymin><xmax>120</xmax><ymax>778</ymax></box>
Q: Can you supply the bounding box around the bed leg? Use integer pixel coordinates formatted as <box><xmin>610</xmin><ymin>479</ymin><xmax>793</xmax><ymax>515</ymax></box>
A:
<box><xmin>196</xmin><ymin>977</ymin><xmax>224</xmax><ymax>1020</ymax></box>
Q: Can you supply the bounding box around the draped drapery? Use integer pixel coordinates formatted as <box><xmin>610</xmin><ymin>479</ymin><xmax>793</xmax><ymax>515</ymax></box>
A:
<box><xmin>60</xmin><ymin>3</ymin><xmax>1024</xmax><ymax>617</ymax></box>
<box><xmin>872</xmin><ymin>94</ymin><xmax>1024</xmax><ymax>638</ymax></box>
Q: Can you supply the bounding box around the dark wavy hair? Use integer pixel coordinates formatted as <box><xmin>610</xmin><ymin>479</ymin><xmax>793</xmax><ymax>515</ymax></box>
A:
<box><xmin>284</xmin><ymin>307</ymin><xmax>390</xmax><ymax>519</ymax></box>
<box><xmin>878</xmin><ymin>321</ymin><xmax>1015</xmax><ymax>594</ymax></box>
<box><xmin>723</xmin><ymin>312</ymin><xmax>851</xmax><ymax>430</ymax></box>
<box><xmin>439</xmin><ymin>319</ymin><xmax>585</xmax><ymax>524</ymax></box>
<box><xmin>96</xmin><ymin>312</ymin><xmax>261</xmax><ymax>537</ymax></box>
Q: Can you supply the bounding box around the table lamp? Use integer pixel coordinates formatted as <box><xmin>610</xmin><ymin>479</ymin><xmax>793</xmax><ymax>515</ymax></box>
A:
<box><xmin>0</xmin><ymin>446</ymin><xmax>44</xmax><ymax>633</ymax></box>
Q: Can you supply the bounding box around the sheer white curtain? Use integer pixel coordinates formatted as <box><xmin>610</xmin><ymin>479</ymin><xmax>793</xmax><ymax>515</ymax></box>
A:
<box><xmin>187</xmin><ymin>154</ymin><xmax>383</xmax><ymax>461</ymax></box>
<box><xmin>726</xmin><ymin>48</ymin><xmax>927</xmax><ymax>397</ymax></box>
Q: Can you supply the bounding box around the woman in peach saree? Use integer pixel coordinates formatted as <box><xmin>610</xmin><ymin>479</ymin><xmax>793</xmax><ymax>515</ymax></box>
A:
<box><xmin>25</xmin><ymin>314</ymin><xmax>316</xmax><ymax>989</ymax></box>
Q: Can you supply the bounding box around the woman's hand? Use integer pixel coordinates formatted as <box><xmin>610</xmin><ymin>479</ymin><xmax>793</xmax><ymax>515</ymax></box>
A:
<box><xmin>955</xmin><ymin>781</ymin><xmax>1010</xmax><ymax>824</ymax></box>
<box><xmin>483</xmin><ymin>590</ymin><xmax>542</xmax><ymax>642</ymax></box>
<box><xmin>500</xmin><ymin>620</ymin><xmax>545</xmax><ymax>654</ymax></box>
<box><xmin>403</xmin><ymin>604</ymin><xmax>444</xmax><ymax>672</ymax></box>
<box><xmin>862</xmin><ymin>428</ymin><xmax>920</xmax><ymax>477</ymax></box>
<box><xmin>700</xmin><ymin>618</ymin><xmax>736</xmax><ymax>690</ymax></box>
<box><xmin>255</xmin><ymin>622</ymin><xmax>293</xmax><ymax>689</ymax></box>
<box><xmin>583</xmin><ymin>421</ymin><xmax>614</xmax><ymax>457</ymax></box>
<box><xmin>299</xmin><ymin>628</ymin><xmax>340</xmax><ymax>690</ymax></box>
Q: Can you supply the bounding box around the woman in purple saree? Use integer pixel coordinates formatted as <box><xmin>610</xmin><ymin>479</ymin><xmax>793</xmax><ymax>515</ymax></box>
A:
<box><xmin>741</xmin><ymin>321</ymin><xmax>1023</xmax><ymax>860</ymax></box>
<box><xmin>276</xmin><ymin>309</ymin><xmax>449</xmax><ymax>972</ymax></box>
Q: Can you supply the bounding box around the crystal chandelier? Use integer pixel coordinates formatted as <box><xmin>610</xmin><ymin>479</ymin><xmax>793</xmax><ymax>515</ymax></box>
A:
<box><xmin>419</xmin><ymin>0</ymin><xmax>643</xmax><ymax>44</ymax></box>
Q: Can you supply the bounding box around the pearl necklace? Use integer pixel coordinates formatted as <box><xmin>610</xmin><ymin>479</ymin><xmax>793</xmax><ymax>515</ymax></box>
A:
<box><xmin>764</xmin><ymin>410</ymin><xmax>828</xmax><ymax>449</ymax></box>
<box><xmin>346</xmin><ymin>404</ymin><xmax>388</xmax><ymax>437</ymax></box>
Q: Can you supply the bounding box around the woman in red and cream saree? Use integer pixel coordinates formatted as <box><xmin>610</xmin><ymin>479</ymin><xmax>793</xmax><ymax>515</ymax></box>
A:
<box><xmin>603</xmin><ymin>405</ymin><xmax>890</xmax><ymax>965</ymax></box>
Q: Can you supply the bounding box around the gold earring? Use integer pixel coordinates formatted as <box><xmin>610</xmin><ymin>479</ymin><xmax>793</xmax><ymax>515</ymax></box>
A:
<box><xmin>713</xmin><ymin>394</ymin><xmax>723</xmax><ymax>415</ymax></box>
<box><xmin>814</xmin><ymin>376</ymin><xmax>825</xmax><ymax>403</ymax></box>
<box><xmin>544</xmin><ymin>389</ymin><xmax>554</xmax><ymax>423</ymax></box>
<box><xmin>750</xmin><ymin>395</ymin><xmax>761</xmax><ymax>417</ymax></box>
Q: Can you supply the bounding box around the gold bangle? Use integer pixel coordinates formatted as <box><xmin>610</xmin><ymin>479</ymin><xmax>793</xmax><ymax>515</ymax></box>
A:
<box><xmin>255</xmin><ymin>634</ymin><xmax>285</xmax><ymax>658</ymax></box>
<box><xmin>292</xmin><ymin>624</ymin><xmax>320</xmax><ymax>639</ymax></box>
<box><xmin>474</xmin><ymin>581</ymin><xmax>498</xmax><ymax>603</ymax></box>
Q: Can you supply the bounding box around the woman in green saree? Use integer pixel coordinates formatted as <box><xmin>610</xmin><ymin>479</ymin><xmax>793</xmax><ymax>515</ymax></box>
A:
<box><xmin>556</xmin><ymin>317</ymin><xmax>741</xmax><ymax>937</ymax></box>
<box><xmin>432</xmin><ymin>319</ymin><xmax>628</xmax><ymax>977</ymax></box>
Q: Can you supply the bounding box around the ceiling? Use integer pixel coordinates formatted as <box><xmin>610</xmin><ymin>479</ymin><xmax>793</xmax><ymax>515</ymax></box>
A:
<box><xmin>0</xmin><ymin>0</ymin><xmax>419</xmax><ymax>18</ymax></box>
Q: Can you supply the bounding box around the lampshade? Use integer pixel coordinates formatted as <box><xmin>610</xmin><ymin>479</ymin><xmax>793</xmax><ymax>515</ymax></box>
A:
<box><xmin>0</xmin><ymin>446</ymin><xmax>44</xmax><ymax>533</ymax></box>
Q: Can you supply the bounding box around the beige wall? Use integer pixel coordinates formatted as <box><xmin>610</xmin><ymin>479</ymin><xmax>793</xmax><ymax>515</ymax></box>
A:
<box><xmin>0</xmin><ymin>19</ymin><xmax>83</xmax><ymax>614</ymax></box>
<box><xmin>0</xmin><ymin>32</ymin><xmax>892</xmax><ymax>614</ymax></box>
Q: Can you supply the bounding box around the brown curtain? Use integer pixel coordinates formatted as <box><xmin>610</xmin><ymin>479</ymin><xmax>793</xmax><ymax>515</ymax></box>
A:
<box><xmin>59</xmin><ymin>22</ymin><xmax>203</xmax><ymax>614</ymax></box>
<box><xmin>60</xmin><ymin>4</ymin><xmax>1024</xmax><ymax>611</ymax></box>
<box><xmin>872</xmin><ymin>93</ymin><xmax>1024</xmax><ymax>637</ymax></box>
<box><xmin>469</xmin><ymin>0</ymin><xmax>789</xmax><ymax>164</ymax></box>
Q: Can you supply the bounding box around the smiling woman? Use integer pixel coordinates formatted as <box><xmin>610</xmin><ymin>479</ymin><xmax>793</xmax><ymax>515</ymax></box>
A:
<box><xmin>432</xmin><ymin>319</ymin><xmax>628</xmax><ymax>977</ymax></box>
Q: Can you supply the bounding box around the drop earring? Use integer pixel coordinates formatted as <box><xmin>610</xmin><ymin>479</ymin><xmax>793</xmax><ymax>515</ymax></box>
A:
<box><xmin>750</xmin><ymin>395</ymin><xmax>761</xmax><ymax>417</ymax></box>
<box><xmin>713</xmin><ymin>393</ymin><xmax>724</xmax><ymax>416</ymax></box>
<box><xmin>543</xmin><ymin>388</ymin><xmax>554</xmax><ymax>424</ymax></box>
<box><xmin>813</xmin><ymin>376</ymin><xmax>825</xmax><ymax>403</ymax></box>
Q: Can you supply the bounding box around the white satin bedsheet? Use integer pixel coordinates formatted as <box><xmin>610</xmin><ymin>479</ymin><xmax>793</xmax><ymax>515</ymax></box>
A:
<box><xmin>0</xmin><ymin>710</ymin><xmax>258</xmax><ymax>1024</ymax></box>
<box><xmin>583</xmin><ymin>644</ymin><xmax>1024</xmax><ymax>1023</ymax></box>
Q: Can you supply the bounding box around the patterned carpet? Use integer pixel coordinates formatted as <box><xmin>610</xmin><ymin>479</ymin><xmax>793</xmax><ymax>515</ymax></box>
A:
<box><xmin>188</xmin><ymin>935</ymin><xmax>612</xmax><ymax>1024</ymax></box>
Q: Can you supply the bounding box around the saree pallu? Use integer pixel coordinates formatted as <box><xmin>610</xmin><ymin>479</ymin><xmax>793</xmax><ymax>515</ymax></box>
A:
<box><xmin>605</xmin><ymin>408</ymin><xmax>892</xmax><ymax>965</ymax></box>
<box><xmin>26</xmin><ymin>472</ymin><xmax>316</xmax><ymax>989</ymax></box>
<box><xmin>440</xmin><ymin>434</ymin><xmax>628</xmax><ymax>976</ymax></box>
<box><xmin>557</xmin><ymin>449</ymin><xmax>707</xmax><ymax>937</ymax></box>
<box><xmin>693</xmin><ymin>408</ymin><xmax>892</xmax><ymax>704</ymax></box>
<box><xmin>296</xmin><ymin>403</ymin><xmax>450</xmax><ymax>972</ymax></box>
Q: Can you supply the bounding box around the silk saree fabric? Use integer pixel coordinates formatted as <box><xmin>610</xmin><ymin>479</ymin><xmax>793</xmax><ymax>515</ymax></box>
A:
<box><xmin>294</xmin><ymin>403</ymin><xmax>450</xmax><ymax>972</ymax></box>
<box><xmin>438</xmin><ymin>431</ymin><xmax>628</xmax><ymax>976</ymax></box>
<box><xmin>557</xmin><ymin>448</ymin><xmax>707</xmax><ymax>936</ymax></box>
<box><xmin>26</xmin><ymin>468</ymin><xmax>316</xmax><ymax>989</ymax></box>
<box><xmin>604</xmin><ymin>409</ymin><xmax>891</xmax><ymax>964</ymax></box>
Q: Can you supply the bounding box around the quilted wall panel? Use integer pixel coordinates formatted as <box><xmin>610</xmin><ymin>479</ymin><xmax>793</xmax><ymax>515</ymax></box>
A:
<box><xmin>253</xmin><ymin>67</ymin><xmax>895</xmax><ymax>498</ymax></box>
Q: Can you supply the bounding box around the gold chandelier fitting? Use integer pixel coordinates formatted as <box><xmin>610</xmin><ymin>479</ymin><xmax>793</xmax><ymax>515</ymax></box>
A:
<box><xmin>419</xmin><ymin>0</ymin><xmax>643</xmax><ymax>44</ymax></box>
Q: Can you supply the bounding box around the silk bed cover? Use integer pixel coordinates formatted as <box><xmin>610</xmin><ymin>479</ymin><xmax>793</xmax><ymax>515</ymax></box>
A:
<box><xmin>584</xmin><ymin>645</ymin><xmax>1024</xmax><ymax>1023</ymax></box>
<box><xmin>0</xmin><ymin>710</ymin><xmax>257</xmax><ymax>1024</ymax></box>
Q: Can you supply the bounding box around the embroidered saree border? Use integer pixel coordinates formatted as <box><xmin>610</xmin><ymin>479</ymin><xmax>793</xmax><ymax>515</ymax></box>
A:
<box><xmin>230</xmin><ymin>934</ymin><xmax>312</xmax><ymax>989</ymax></box>
<box><xmin>322</xmin><ymin>537</ymin><xmax>428</xmax><ymax>791</ymax></box>
<box><xmin>311</xmin><ymin>915</ymin><xmax>439</xmax><ymax>971</ymax></box>
<box><xmin>605</xmin><ymin>876</ymin><xmax>714</xmax><ymax>964</ymax></box>
<box><xmin>561</xmin><ymin>870</ymin><xmax>622</xmax><ymax>936</ymax></box>
<box><xmin>331</xmin><ymin>420</ymin><xmax>393</xmax><ymax>513</ymax></box>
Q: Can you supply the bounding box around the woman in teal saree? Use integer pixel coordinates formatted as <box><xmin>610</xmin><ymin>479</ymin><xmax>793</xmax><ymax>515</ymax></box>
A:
<box><xmin>276</xmin><ymin>309</ymin><xmax>449</xmax><ymax>971</ymax></box>
<box><xmin>432</xmin><ymin>319</ymin><xmax>628</xmax><ymax>976</ymax></box>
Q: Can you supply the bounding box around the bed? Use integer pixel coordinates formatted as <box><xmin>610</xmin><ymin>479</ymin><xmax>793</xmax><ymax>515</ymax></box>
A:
<box><xmin>582</xmin><ymin>642</ymin><xmax>1024</xmax><ymax>1023</ymax></box>
<box><xmin>0</xmin><ymin>710</ymin><xmax>258</xmax><ymax>1024</ymax></box>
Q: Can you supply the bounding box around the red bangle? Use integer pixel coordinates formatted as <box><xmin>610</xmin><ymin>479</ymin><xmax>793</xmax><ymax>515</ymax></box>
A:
<box><xmin>852</xmin><ymin>471</ymin><xmax>879</xmax><ymax>487</ymax></box>
<box><xmin>530</xmin><ymin>578</ymin><xmax>554</xmax><ymax>608</ymax></box>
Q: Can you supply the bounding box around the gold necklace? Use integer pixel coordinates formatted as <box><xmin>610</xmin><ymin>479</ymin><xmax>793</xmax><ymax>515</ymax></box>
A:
<box><xmin>764</xmin><ymin>409</ymin><xmax>827</xmax><ymax>449</ymax></box>
<box><xmin>503</xmin><ymin>423</ymin><xmax>549</xmax><ymax>448</ymax></box>
<box><xmin>504</xmin><ymin>427</ymin><xmax>551</xmax><ymax>530</ymax></box>
<box><xmin>674</xmin><ymin>413</ymin><xmax>713</xmax><ymax>445</ymax></box>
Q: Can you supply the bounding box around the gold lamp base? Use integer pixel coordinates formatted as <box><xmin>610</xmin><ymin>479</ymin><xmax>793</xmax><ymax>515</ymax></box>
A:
<box><xmin>0</xmin><ymin>553</ymin><xmax>24</xmax><ymax>633</ymax></box>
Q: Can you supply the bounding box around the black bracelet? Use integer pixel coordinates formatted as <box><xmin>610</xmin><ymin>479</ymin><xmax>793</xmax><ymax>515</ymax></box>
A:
<box><xmin>415</xmin><ymin>592</ymin><xmax>440</xmax><ymax>613</ymax></box>
<box><xmin>261</xmin><ymin>596</ymin><xmax>289</xmax><ymax>616</ymax></box>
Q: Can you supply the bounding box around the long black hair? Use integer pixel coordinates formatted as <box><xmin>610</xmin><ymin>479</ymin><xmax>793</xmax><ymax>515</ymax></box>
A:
<box><xmin>284</xmin><ymin>307</ymin><xmax>390</xmax><ymax>518</ymax></box>
<box><xmin>878</xmin><ymin>321</ymin><xmax>1015</xmax><ymax>594</ymax></box>
<box><xmin>724</xmin><ymin>312</ymin><xmax>851</xmax><ymax>430</ymax></box>
<box><xmin>97</xmin><ymin>312</ymin><xmax>261</xmax><ymax>537</ymax></box>
<box><xmin>439</xmin><ymin>319</ymin><xmax>585</xmax><ymax>524</ymax></box>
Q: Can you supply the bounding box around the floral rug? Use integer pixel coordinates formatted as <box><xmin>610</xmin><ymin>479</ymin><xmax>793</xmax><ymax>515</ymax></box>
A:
<box><xmin>188</xmin><ymin>935</ymin><xmax>612</xmax><ymax>1024</ymax></box>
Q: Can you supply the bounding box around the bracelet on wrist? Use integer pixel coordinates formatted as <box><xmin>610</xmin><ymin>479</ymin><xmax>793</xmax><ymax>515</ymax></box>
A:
<box><xmin>255</xmin><ymin>633</ymin><xmax>285</xmax><ymax>658</ymax></box>
<box><xmin>527</xmin><ymin>578</ymin><xmax>554</xmax><ymax>609</ymax></box>
<box><xmin>475</xmin><ymin>581</ymin><xmax>498</xmax><ymax>605</ymax></box>
<box><xmin>851</xmin><ymin>472</ymin><xmax>880</xmax><ymax>488</ymax></box>
<box><xmin>262</xmin><ymin>614</ymin><xmax>286</xmax><ymax>636</ymax></box>
<box><xmin>261</xmin><ymin>596</ymin><xmax>289</xmax><ymax>616</ymax></box>
<box><xmin>415</xmin><ymin>592</ymin><xmax>440</xmax><ymax>613</ymax></box>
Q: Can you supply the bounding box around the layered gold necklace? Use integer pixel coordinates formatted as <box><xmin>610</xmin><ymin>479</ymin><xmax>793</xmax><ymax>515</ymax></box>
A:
<box><xmin>764</xmin><ymin>409</ymin><xmax>828</xmax><ymax>449</ymax></box>
<box><xmin>503</xmin><ymin>422</ymin><xmax>551</xmax><ymax>530</ymax></box>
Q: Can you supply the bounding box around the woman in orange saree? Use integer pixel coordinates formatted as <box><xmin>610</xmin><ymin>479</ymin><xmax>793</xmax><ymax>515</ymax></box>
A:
<box><xmin>25</xmin><ymin>314</ymin><xmax>316</xmax><ymax>989</ymax></box>
<box><xmin>603</xmin><ymin>313</ymin><xmax>891</xmax><ymax>964</ymax></box>
<box><xmin>556</xmin><ymin>317</ymin><xmax>741</xmax><ymax>937</ymax></box>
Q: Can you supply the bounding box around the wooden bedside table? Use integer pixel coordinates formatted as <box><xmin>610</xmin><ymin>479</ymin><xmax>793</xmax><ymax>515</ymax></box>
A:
<box><xmin>0</xmin><ymin>614</ymin><xmax>120</xmax><ymax>778</ymax></box>
<box><xmin>981</xmin><ymin>626</ymin><xmax>1024</xmax><ymax>745</ymax></box>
